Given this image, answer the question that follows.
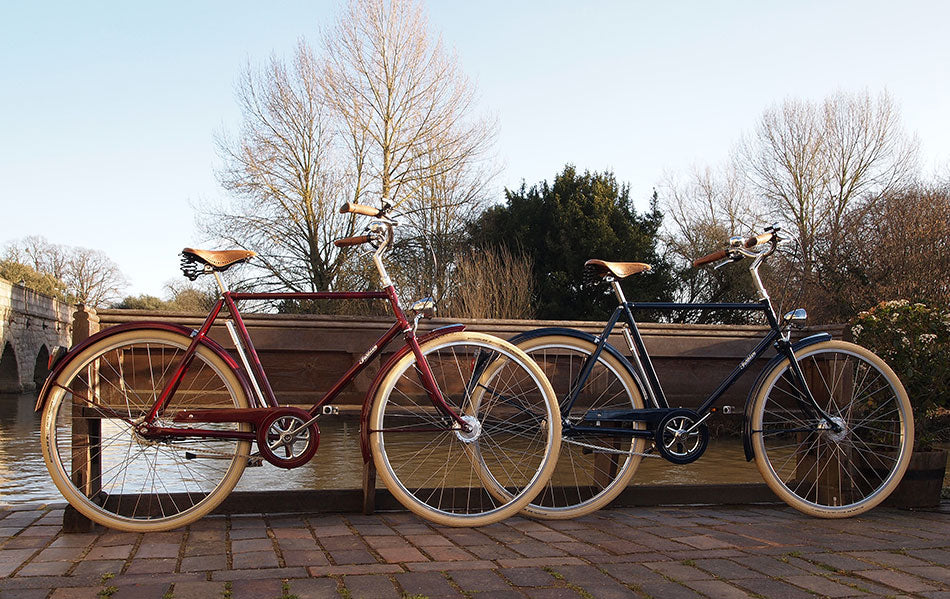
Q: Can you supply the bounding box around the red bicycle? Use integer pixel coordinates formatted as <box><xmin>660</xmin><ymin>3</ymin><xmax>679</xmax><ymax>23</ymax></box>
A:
<box><xmin>36</xmin><ymin>202</ymin><xmax>560</xmax><ymax>531</ymax></box>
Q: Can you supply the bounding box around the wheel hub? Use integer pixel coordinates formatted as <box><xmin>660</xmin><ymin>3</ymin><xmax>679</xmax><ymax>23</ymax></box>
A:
<box><xmin>818</xmin><ymin>415</ymin><xmax>848</xmax><ymax>442</ymax></box>
<box><xmin>455</xmin><ymin>414</ymin><xmax>482</xmax><ymax>444</ymax></box>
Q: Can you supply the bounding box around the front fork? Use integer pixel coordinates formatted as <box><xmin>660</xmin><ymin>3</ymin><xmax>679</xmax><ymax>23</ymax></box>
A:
<box><xmin>776</xmin><ymin>339</ymin><xmax>844</xmax><ymax>433</ymax></box>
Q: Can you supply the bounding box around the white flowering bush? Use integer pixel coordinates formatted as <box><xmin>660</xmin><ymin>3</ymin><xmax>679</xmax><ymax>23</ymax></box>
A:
<box><xmin>851</xmin><ymin>300</ymin><xmax>950</xmax><ymax>448</ymax></box>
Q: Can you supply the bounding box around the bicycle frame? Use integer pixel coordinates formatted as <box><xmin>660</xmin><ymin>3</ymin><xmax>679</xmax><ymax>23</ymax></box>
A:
<box><xmin>562</xmin><ymin>281</ymin><xmax>837</xmax><ymax>439</ymax></box>
<box><xmin>140</xmin><ymin>284</ymin><xmax>469</xmax><ymax>441</ymax></box>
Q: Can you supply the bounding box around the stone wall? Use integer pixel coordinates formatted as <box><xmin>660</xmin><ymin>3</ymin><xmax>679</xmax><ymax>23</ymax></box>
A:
<box><xmin>0</xmin><ymin>278</ymin><xmax>72</xmax><ymax>392</ymax></box>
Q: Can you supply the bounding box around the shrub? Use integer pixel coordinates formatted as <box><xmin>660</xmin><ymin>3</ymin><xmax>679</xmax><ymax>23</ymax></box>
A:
<box><xmin>851</xmin><ymin>300</ymin><xmax>950</xmax><ymax>448</ymax></box>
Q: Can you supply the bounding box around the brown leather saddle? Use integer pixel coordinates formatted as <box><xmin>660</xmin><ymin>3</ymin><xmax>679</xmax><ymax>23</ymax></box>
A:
<box><xmin>583</xmin><ymin>259</ymin><xmax>652</xmax><ymax>283</ymax></box>
<box><xmin>181</xmin><ymin>248</ymin><xmax>256</xmax><ymax>279</ymax></box>
<box><xmin>182</xmin><ymin>248</ymin><xmax>256</xmax><ymax>269</ymax></box>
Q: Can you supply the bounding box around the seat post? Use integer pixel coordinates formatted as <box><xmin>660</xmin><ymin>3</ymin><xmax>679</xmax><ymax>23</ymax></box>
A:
<box><xmin>213</xmin><ymin>271</ymin><xmax>230</xmax><ymax>294</ymax></box>
<box><xmin>610</xmin><ymin>278</ymin><xmax>628</xmax><ymax>305</ymax></box>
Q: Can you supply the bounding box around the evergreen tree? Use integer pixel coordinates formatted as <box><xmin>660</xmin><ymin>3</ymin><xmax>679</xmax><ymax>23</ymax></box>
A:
<box><xmin>470</xmin><ymin>165</ymin><xmax>673</xmax><ymax>320</ymax></box>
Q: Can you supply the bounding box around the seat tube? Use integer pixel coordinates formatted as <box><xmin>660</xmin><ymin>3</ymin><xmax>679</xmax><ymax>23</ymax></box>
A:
<box><xmin>611</xmin><ymin>280</ymin><xmax>664</xmax><ymax>408</ymax></box>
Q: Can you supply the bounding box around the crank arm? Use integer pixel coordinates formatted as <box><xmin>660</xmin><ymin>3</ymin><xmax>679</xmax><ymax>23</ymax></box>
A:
<box><xmin>183</xmin><ymin>451</ymin><xmax>263</xmax><ymax>467</ymax></box>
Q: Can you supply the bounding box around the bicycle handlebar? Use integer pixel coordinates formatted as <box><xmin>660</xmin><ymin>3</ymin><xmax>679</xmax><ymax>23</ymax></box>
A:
<box><xmin>744</xmin><ymin>232</ymin><xmax>773</xmax><ymax>248</ymax></box>
<box><xmin>339</xmin><ymin>202</ymin><xmax>381</xmax><ymax>217</ymax></box>
<box><xmin>334</xmin><ymin>235</ymin><xmax>372</xmax><ymax>248</ymax></box>
<box><xmin>692</xmin><ymin>249</ymin><xmax>729</xmax><ymax>268</ymax></box>
<box><xmin>692</xmin><ymin>230</ymin><xmax>777</xmax><ymax>268</ymax></box>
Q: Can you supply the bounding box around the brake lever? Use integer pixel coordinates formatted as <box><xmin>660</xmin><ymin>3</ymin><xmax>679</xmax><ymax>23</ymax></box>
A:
<box><xmin>713</xmin><ymin>253</ymin><xmax>743</xmax><ymax>270</ymax></box>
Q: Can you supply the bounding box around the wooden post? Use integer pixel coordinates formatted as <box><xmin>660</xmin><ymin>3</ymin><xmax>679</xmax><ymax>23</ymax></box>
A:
<box><xmin>796</xmin><ymin>355</ymin><xmax>855</xmax><ymax>507</ymax></box>
<box><xmin>63</xmin><ymin>305</ymin><xmax>100</xmax><ymax>533</ymax></box>
<box><xmin>362</xmin><ymin>460</ymin><xmax>377</xmax><ymax>514</ymax></box>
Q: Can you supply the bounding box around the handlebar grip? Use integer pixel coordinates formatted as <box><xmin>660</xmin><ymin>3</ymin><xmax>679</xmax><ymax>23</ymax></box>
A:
<box><xmin>339</xmin><ymin>202</ymin><xmax>380</xmax><ymax>217</ymax></box>
<box><xmin>744</xmin><ymin>232</ymin><xmax>773</xmax><ymax>248</ymax></box>
<box><xmin>334</xmin><ymin>235</ymin><xmax>372</xmax><ymax>248</ymax></box>
<box><xmin>693</xmin><ymin>249</ymin><xmax>729</xmax><ymax>268</ymax></box>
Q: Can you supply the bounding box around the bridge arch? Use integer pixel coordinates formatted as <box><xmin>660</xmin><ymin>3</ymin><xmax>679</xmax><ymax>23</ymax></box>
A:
<box><xmin>33</xmin><ymin>344</ymin><xmax>50</xmax><ymax>387</ymax></box>
<box><xmin>0</xmin><ymin>341</ymin><xmax>19</xmax><ymax>393</ymax></box>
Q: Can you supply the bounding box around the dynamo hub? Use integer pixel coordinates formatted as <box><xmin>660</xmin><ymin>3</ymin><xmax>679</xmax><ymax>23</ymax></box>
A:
<box><xmin>455</xmin><ymin>414</ymin><xmax>482</xmax><ymax>444</ymax></box>
<box><xmin>818</xmin><ymin>415</ymin><xmax>848</xmax><ymax>443</ymax></box>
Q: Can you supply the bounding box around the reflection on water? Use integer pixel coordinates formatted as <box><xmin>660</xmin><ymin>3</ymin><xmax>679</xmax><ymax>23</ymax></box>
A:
<box><xmin>0</xmin><ymin>392</ymin><xmax>53</xmax><ymax>506</ymax></box>
<box><xmin>2</xmin><ymin>390</ymin><xmax>763</xmax><ymax>506</ymax></box>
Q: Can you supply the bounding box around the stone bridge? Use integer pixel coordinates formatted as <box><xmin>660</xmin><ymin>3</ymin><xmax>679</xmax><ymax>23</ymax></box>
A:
<box><xmin>0</xmin><ymin>277</ymin><xmax>72</xmax><ymax>393</ymax></box>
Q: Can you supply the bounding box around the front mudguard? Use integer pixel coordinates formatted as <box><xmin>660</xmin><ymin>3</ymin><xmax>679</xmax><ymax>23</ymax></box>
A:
<box><xmin>34</xmin><ymin>321</ymin><xmax>255</xmax><ymax>414</ymax></box>
<box><xmin>741</xmin><ymin>333</ymin><xmax>833</xmax><ymax>461</ymax></box>
<box><xmin>358</xmin><ymin>324</ymin><xmax>465</xmax><ymax>463</ymax></box>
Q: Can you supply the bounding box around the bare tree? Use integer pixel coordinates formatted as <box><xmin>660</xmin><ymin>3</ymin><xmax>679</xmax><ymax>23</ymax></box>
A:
<box><xmin>660</xmin><ymin>167</ymin><xmax>766</xmax><ymax>321</ymax></box>
<box><xmin>321</xmin><ymin>0</ymin><xmax>497</xmax><ymax>298</ymax></box>
<box><xmin>203</xmin><ymin>1</ymin><xmax>496</xmax><ymax>307</ymax></box>
<box><xmin>841</xmin><ymin>183</ymin><xmax>950</xmax><ymax>311</ymax></box>
<box><xmin>204</xmin><ymin>42</ymin><xmax>358</xmax><ymax>296</ymax></box>
<box><xmin>3</xmin><ymin>235</ymin><xmax>70</xmax><ymax>281</ymax></box>
<box><xmin>448</xmin><ymin>246</ymin><xmax>534</xmax><ymax>319</ymax></box>
<box><xmin>2</xmin><ymin>236</ymin><xmax>127</xmax><ymax>307</ymax></box>
<box><xmin>322</xmin><ymin>0</ymin><xmax>495</xmax><ymax>208</ymax></box>
<box><xmin>738</xmin><ymin>90</ymin><xmax>918</xmax><ymax>321</ymax></box>
<box><xmin>389</xmin><ymin>139</ymin><xmax>496</xmax><ymax>304</ymax></box>
<box><xmin>67</xmin><ymin>247</ymin><xmax>128</xmax><ymax>306</ymax></box>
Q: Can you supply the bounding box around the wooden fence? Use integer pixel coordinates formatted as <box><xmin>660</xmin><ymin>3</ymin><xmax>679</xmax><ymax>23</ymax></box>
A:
<box><xmin>92</xmin><ymin>309</ymin><xmax>844</xmax><ymax>412</ymax></box>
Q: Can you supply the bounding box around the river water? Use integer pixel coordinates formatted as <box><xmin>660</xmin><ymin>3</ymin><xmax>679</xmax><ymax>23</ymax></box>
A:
<box><xmin>1</xmin><ymin>390</ymin><xmax>764</xmax><ymax>507</ymax></box>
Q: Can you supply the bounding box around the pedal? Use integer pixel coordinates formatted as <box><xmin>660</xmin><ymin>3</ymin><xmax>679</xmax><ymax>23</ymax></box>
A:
<box><xmin>321</xmin><ymin>405</ymin><xmax>340</xmax><ymax>416</ymax></box>
<box><xmin>246</xmin><ymin>456</ymin><xmax>263</xmax><ymax>467</ymax></box>
<box><xmin>719</xmin><ymin>406</ymin><xmax>737</xmax><ymax>415</ymax></box>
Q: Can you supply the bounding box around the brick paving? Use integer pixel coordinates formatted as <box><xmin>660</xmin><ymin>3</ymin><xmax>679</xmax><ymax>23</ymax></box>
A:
<box><xmin>0</xmin><ymin>503</ymin><xmax>947</xmax><ymax>598</ymax></box>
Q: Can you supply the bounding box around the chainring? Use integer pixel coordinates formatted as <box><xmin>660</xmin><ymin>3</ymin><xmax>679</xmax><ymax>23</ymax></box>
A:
<box><xmin>256</xmin><ymin>407</ymin><xmax>320</xmax><ymax>469</ymax></box>
<box><xmin>653</xmin><ymin>408</ymin><xmax>709</xmax><ymax>465</ymax></box>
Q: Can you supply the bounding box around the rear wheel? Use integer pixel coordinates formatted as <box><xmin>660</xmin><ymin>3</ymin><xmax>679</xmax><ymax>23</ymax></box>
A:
<box><xmin>41</xmin><ymin>329</ymin><xmax>251</xmax><ymax>532</ymax></box>
<box><xmin>369</xmin><ymin>332</ymin><xmax>560</xmax><ymax>527</ymax></box>
<box><xmin>516</xmin><ymin>335</ymin><xmax>646</xmax><ymax>518</ymax></box>
<box><xmin>751</xmin><ymin>340</ymin><xmax>913</xmax><ymax>517</ymax></box>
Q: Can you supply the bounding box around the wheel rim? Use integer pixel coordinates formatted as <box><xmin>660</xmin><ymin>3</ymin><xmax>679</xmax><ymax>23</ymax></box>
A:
<box><xmin>521</xmin><ymin>340</ymin><xmax>644</xmax><ymax>516</ymax></box>
<box><xmin>755</xmin><ymin>345</ymin><xmax>911</xmax><ymax>513</ymax></box>
<box><xmin>45</xmin><ymin>334</ymin><xmax>249</xmax><ymax>527</ymax></box>
<box><xmin>373</xmin><ymin>338</ymin><xmax>556</xmax><ymax>521</ymax></box>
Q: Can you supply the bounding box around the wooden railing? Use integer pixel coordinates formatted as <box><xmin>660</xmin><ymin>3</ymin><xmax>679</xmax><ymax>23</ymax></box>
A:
<box><xmin>92</xmin><ymin>308</ymin><xmax>844</xmax><ymax>411</ymax></box>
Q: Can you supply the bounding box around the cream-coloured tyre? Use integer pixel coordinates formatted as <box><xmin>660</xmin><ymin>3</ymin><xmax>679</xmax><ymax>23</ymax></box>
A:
<box><xmin>750</xmin><ymin>340</ymin><xmax>913</xmax><ymax>518</ymax></box>
<box><xmin>369</xmin><ymin>332</ymin><xmax>560</xmax><ymax>527</ymax></box>
<box><xmin>41</xmin><ymin>329</ymin><xmax>251</xmax><ymax>532</ymax></box>
<box><xmin>514</xmin><ymin>335</ymin><xmax>646</xmax><ymax>519</ymax></box>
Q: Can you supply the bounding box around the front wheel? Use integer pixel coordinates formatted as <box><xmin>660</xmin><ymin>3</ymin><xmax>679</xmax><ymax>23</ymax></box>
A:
<box><xmin>369</xmin><ymin>332</ymin><xmax>560</xmax><ymax>527</ymax></box>
<box><xmin>41</xmin><ymin>329</ymin><xmax>251</xmax><ymax>532</ymax></box>
<box><xmin>750</xmin><ymin>340</ymin><xmax>913</xmax><ymax>517</ymax></box>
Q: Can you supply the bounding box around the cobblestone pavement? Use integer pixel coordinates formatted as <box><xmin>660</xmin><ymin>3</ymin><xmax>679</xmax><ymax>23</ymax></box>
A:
<box><xmin>0</xmin><ymin>503</ymin><xmax>947</xmax><ymax>598</ymax></box>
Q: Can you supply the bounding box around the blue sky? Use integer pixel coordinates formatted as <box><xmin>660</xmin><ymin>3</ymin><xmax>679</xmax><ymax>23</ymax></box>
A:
<box><xmin>2</xmin><ymin>1</ymin><xmax>948</xmax><ymax>296</ymax></box>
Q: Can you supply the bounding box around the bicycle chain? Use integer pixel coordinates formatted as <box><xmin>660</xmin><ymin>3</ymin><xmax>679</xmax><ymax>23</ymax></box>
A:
<box><xmin>563</xmin><ymin>438</ymin><xmax>662</xmax><ymax>458</ymax></box>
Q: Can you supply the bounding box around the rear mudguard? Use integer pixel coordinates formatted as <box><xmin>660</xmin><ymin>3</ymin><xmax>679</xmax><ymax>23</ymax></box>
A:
<box><xmin>509</xmin><ymin>326</ymin><xmax>649</xmax><ymax>400</ymax></box>
<box><xmin>34</xmin><ymin>321</ymin><xmax>256</xmax><ymax>413</ymax></box>
<box><xmin>741</xmin><ymin>333</ymin><xmax>833</xmax><ymax>461</ymax></box>
<box><xmin>358</xmin><ymin>324</ymin><xmax>465</xmax><ymax>463</ymax></box>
